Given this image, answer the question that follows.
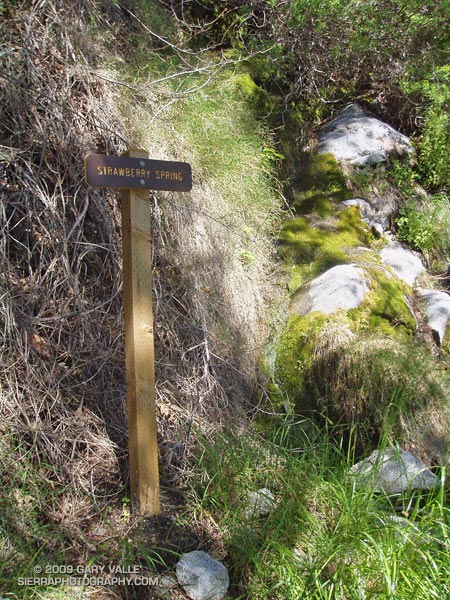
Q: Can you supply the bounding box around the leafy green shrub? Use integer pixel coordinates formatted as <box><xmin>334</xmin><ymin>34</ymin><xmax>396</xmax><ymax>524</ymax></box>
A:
<box><xmin>388</xmin><ymin>161</ymin><xmax>450</xmax><ymax>261</ymax></box>
<box><xmin>420</xmin><ymin>108</ymin><xmax>450</xmax><ymax>189</ymax></box>
<box><xmin>389</xmin><ymin>161</ymin><xmax>418</xmax><ymax>200</ymax></box>
<box><xmin>402</xmin><ymin>65</ymin><xmax>450</xmax><ymax>190</ymax></box>
<box><xmin>395</xmin><ymin>193</ymin><xmax>450</xmax><ymax>262</ymax></box>
<box><xmin>395</xmin><ymin>200</ymin><xmax>435</xmax><ymax>252</ymax></box>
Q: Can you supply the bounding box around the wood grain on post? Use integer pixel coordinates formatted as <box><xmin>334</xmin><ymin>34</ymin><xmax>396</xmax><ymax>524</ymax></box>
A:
<box><xmin>121</xmin><ymin>148</ymin><xmax>160</xmax><ymax>515</ymax></box>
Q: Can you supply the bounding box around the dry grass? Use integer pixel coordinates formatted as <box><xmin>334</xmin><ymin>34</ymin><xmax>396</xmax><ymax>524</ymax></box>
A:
<box><xmin>1</xmin><ymin>0</ymin><xmax>127</xmax><ymax>527</ymax></box>
<box><xmin>0</xmin><ymin>1</ymin><xmax>283</xmax><ymax>595</ymax></box>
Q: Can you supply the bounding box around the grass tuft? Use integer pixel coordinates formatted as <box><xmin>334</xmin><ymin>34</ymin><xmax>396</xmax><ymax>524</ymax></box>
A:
<box><xmin>192</xmin><ymin>423</ymin><xmax>450</xmax><ymax>599</ymax></box>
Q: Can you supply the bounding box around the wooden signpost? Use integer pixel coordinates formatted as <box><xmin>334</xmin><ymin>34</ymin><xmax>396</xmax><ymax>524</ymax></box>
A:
<box><xmin>85</xmin><ymin>149</ymin><xmax>192</xmax><ymax>515</ymax></box>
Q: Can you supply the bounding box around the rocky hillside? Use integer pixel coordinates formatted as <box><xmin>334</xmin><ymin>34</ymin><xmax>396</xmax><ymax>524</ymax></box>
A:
<box><xmin>269</xmin><ymin>103</ymin><xmax>450</xmax><ymax>464</ymax></box>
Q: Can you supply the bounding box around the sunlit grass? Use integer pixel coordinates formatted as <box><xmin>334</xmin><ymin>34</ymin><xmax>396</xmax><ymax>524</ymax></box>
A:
<box><xmin>170</xmin><ymin>71</ymin><xmax>284</xmax><ymax>238</ymax></box>
<box><xmin>192</xmin><ymin>420</ymin><xmax>450</xmax><ymax>599</ymax></box>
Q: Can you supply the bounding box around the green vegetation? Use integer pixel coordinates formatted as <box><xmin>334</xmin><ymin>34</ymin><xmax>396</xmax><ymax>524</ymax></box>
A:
<box><xmin>279</xmin><ymin>207</ymin><xmax>373</xmax><ymax>292</ymax></box>
<box><xmin>387</xmin><ymin>162</ymin><xmax>450</xmax><ymax>264</ymax></box>
<box><xmin>403</xmin><ymin>65</ymin><xmax>450</xmax><ymax>190</ymax></box>
<box><xmin>291</xmin><ymin>153</ymin><xmax>353</xmax><ymax>216</ymax></box>
<box><xmin>274</xmin><ymin>312</ymin><xmax>332</xmax><ymax>406</ymax></box>
<box><xmin>1</xmin><ymin>0</ymin><xmax>450</xmax><ymax>598</ymax></box>
<box><xmin>170</xmin><ymin>73</ymin><xmax>282</xmax><ymax>233</ymax></box>
<box><xmin>192</xmin><ymin>0</ymin><xmax>450</xmax><ymax>225</ymax></box>
<box><xmin>396</xmin><ymin>194</ymin><xmax>450</xmax><ymax>263</ymax></box>
<box><xmin>396</xmin><ymin>199</ymin><xmax>437</xmax><ymax>254</ymax></box>
<box><xmin>192</xmin><ymin>425</ymin><xmax>450</xmax><ymax>599</ymax></box>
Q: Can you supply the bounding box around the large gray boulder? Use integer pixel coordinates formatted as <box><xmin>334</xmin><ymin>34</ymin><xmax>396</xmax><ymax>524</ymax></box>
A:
<box><xmin>350</xmin><ymin>448</ymin><xmax>440</xmax><ymax>495</ymax></box>
<box><xmin>380</xmin><ymin>239</ymin><xmax>425</xmax><ymax>287</ymax></box>
<box><xmin>417</xmin><ymin>288</ymin><xmax>450</xmax><ymax>345</ymax></box>
<box><xmin>176</xmin><ymin>551</ymin><xmax>229</xmax><ymax>600</ymax></box>
<box><xmin>318</xmin><ymin>104</ymin><xmax>414</xmax><ymax>167</ymax></box>
<box><xmin>290</xmin><ymin>264</ymin><xmax>369</xmax><ymax>316</ymax></box>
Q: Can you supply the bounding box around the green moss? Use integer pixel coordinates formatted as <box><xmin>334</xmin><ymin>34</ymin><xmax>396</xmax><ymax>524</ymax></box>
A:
<box><xmin>294</xmin><ymin>191</ymin><xmax>334</xmax><ymax>217</ymax></box>
<box><xmin>292</xmin><ymin>153</ymin><xmax>353</xmax><ymax>215</ymax></box>
<box><xmin>273</xmin><ymin>262</ymin><xmax>417</xmax><ymax>414</ymax></box>
<box><xmin>349</xmin><ymin>265</ymin><xmax>416</xmax><ymax>338</ymax></box>
<box><xmin>234</xmin><ymin>72</ymin><xmax>274</xmax><ymax>115</ymax></box>
<box><xmin>441</xmin><ymin>322</ymin><xmax>450</xmax><ymax>354</ymax></box>
<box><xmin>274</xmin><ymin>313</ymin><xmax>332</xmax><ymax>405</ymax></box>
<box><xmin>279</xmin><ymin>206</ymin><xmax>373</xmax><ymax>292</ymax></box>
<box><xmin>258</xmin><ymin>321</ymin><xmax>293</xmax><ymax>415</ymax></box>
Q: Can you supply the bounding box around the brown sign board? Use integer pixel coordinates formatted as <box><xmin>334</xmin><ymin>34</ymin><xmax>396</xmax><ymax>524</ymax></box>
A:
<box><xmin>84</xmin><ymin>153</ymin><xmax>192</xmax><ymax>192</ymax></box>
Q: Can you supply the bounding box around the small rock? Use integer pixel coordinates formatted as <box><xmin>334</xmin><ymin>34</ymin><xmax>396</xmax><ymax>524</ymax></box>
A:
<box><xmin>342</xmin><ymin>198</ymin><xmax>374</xmax><ymax>223</ymax></box>
<box><xmin>290</xmin><ymin>264</ymin><xmax>369</xmax><ymax>316</ymax></box>
<box><xmin>350</xmin><ymin>448</ymin><xmax>440</xmax><ymax>495</ymax></box>
<box><xmin>417</xmin><ymin>288</ymin><xmax>450</xmax><ymax>345</ymax></box>
<box><xmin>244</xmin><ymin>488</ymin><xmax>275</xmax><ymax>518</ymax></box>
<box><xmin>380</xmin><ymin>240</ymin><xmax>425</xmax><ymax>286</ymax></box>
<box><xmin>176</xmin><ymin>551</ymin><xmax>229</xmax><ymax>600</ymax></box>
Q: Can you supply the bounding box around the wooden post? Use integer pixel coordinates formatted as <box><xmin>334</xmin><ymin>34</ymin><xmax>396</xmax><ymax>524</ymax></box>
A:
<box><xmin>121</xmin><ymin>148</ymin><xmax>160</xmax><ymax>515</ymax></box>
<box><xmin>84</xmin><ymin>149</ymin><xmax>191</xmax><ymax>515</ymax></box>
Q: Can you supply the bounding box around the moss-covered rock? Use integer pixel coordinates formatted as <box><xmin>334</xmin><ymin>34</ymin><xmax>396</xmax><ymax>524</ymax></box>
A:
<box><xmin>307</xmin><ymin>334</ymin><xmax>449</xmax><ymax>452</ymax></box>
<box><xmin>274</xmin><ymin>260</ymin><xmax>416</xmax><ymax>407</ymax></box>
<box><xmin>234</xmin><ymin>72</ymin><xmax>275</xmax><ymax>115</ymax></box>
<box><xmin>263</xmin><ymin>106</ymin><xmax>450</xmax><ymax>462</ymax></box>
<box><xmin>274</xmin><ymin>312</ymin><xmax>334</xmax><ymax>408</ymax></box>
<box><xmin>274</xmin><ymin>304</ymin><xmax>447</xmax><ymax>452</ymax></box>
<box><xmin>267</xmin><ymin>130</ymin><xmax>450</xmax><ymax>458</ymax></box>
<box><xmin>292</xmin><ymin>152</ymin><xmax>353</xmax><ymax>215</ymax></box>
<box><xmin>279</xmin><ymin>206</ymin><xmax>374</xmax><ymax>292</ymax></box>
<box><xmin>349</xmin><ymin>264</ymin><xmax>416</xmax><ymax>339</ymax></box>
